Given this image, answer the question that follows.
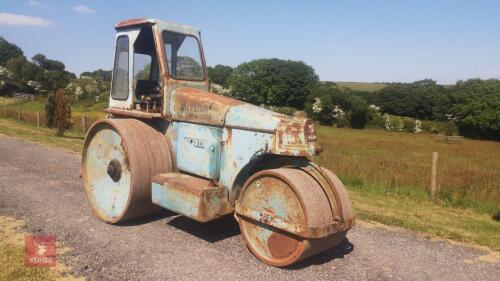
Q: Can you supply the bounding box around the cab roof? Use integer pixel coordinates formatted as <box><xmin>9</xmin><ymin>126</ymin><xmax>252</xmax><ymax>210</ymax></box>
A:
<box><xmin>115</xmin><ymin>18</ymin><xmax>201</xmax><ymax>38</ymax></box>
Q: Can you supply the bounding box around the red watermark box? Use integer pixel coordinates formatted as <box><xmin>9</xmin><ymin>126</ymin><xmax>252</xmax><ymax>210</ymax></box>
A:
<box><xmin>24</xmin><ymin>235</ymin><xmax>56</xmax><ymax>267</ymax></box>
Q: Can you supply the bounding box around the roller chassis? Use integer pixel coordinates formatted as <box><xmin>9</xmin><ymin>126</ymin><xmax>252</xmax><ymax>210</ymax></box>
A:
<box><xmin>82</xmin><ymin>18</ymin><xmax>354</xmax><ymax>267</ymax></box>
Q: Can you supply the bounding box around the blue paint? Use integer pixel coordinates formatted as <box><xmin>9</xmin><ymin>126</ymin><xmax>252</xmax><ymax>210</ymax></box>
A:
<box><xmin>175</xmin><ymin>122</ymin><xmax>222</xmax><ymax>179</ymax></box>
<box><xmin>151</xmin><ymin>173</ymin><xmax>228</xmax><ymax>222</ymax></box>
<box><xmin>225</xmin><ymin>104</ymin><xmax>284</xmax><ymax>131</ymax></box>
<box><xmin>84</xmin><ymin>128</ymin><xmax>131</xmax><ymax>220</ymax></box>
<box><xmin>152</xmin><ymin>182</ymin><xmax>200</xmax><ymax>219</ymax></box>
<box><xmin>219</xmin><ymin>128</ymin><xmax>274</xmax><ymax>194</ymax></box>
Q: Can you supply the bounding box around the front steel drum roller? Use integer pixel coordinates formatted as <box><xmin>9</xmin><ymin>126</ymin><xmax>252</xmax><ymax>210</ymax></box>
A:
<box><xmin>82</xmin><ymin>118</ymin><xmax>172</xmax><ymax>223</ymax></box>
<box><xmin>237</xmin><ymin>168</ymin><xmax>348</xmax><ymax>267</ymax></box>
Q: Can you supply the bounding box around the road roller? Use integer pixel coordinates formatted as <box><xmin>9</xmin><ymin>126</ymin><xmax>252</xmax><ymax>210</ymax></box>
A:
<box><xmin>82</xmin><ymin>18</ymin><xmax>355</xmax><ymax>267</ymax></box>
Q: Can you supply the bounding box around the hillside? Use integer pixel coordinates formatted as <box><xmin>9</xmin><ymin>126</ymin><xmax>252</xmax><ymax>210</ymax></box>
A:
<box><xmin>334</xmin><ymin>81</ymin><xmax>387</xmax><ymax>92</ymax></box>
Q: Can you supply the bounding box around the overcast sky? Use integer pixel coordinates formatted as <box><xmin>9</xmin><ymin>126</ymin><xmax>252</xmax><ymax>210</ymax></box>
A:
<box><xmin>1</xmin><ymin>0</ymin><xmax>499</xmax><ymax>84</ymax></box>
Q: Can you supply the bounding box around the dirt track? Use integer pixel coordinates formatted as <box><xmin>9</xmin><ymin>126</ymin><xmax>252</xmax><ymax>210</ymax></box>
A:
<box><xmin>0</xmin><ymin>134</ymin><xmax>498</xmax><ymax>281</ymax></box>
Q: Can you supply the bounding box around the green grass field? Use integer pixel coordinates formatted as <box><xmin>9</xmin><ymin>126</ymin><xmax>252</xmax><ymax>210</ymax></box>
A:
<box><xmin>316</xmin><ymin>126</ymin><xmax>500</xmax><ymax>214</ymax></box>
<box><xmin>335</xmin><ymin>81</ymin><xmax>387</xmax><ymax>92</ymax></box>
<box><xmin>0</xmin><ymin>117</ymin><xmax>498</xmax><ymax>251</ymax></box>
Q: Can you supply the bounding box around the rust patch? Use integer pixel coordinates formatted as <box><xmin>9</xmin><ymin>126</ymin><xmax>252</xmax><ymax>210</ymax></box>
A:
<box><xmin>171</xmin><ymin>87</ymin><xmax>243</xmax><ymax>126</ymax></box>
<box><xmin>105</xmin><ymin>108</ymin><xmax>161</xmax><ymax>119</ymax></box>
<box><xmin>152</xmin><ymin>173</ymin><xmax>211</xmax><ymax>195</ymax></box>
<box><xmin>115</xmin><ymin>18</ymin><xmax>149</xmax><ymax>29</ymax></box>
<box><xmin>273</xmin><ymin>117</ymin><xmax>319</xmax><ymax>157</ymax></box>
<box><xmin>267</xmin><ymin>232</ymin><xmax>300</xmax><ymax>259</ymax></box>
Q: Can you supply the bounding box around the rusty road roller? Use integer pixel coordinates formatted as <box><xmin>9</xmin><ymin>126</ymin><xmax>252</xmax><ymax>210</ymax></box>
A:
<box><xmin>82</xmin><ymin>18</ymin><xmax>354</xmax><ymax>267</ymax></box>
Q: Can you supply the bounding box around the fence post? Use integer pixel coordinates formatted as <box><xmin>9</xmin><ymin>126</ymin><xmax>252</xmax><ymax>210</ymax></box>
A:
<box><xmin>430</xmin><ymin>152</ymin><xmax>439</xmax><ymax>198</ymax></box>
<box><xmin>2</xmin><ymin>97</ymin><xmax>5</xmax><ymax>118</ymax></box>
<box><xmin>37</xmin><ymin>110</ymin><xmax>40</xmax><ymax>127</ymax></box>
<box><xmin>18</xmin><ymin>97</ymin><xmax>21</xmax><ymax>121</ymax></box>
<box><xmin>82</xmin><ymin>115</ymin><xmax>88</xmax><ymax>135</ymax></box>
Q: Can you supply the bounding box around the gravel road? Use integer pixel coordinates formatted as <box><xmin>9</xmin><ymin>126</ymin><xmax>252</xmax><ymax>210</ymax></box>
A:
<box><xmin>0</xmin><ymin>134</ymin><xmax>498</xmax><ymax>281</ymax></box>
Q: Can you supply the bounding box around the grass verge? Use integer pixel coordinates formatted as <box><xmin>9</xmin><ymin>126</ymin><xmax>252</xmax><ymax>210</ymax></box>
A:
<box><xmin>0</xmin><ymin>119</ymin><xmax>83</xmax><ymax>153</ymax></box>
<box><xmin>0</xmin><ymin>118</ymin><xmax>498</xmax><ymax>251</ymax></box>
<box><xmin>0</xmin><ymin>216</ymin><xmax>84</xmax><ymax>281</ymax></box>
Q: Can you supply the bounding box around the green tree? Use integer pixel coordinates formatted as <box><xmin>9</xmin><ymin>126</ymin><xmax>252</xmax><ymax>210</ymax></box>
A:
<box><xmin>81</xmin><ymin>69</ymin><xmax>112</xmax><ymax>81</ymax></box>
<box><xmin>41</xmin><ymin>70</ymin><xmax>74</xmax><ymax>93</ymax></box>
<box><xmin>228</xmin><ymin>58</ymin><xmax>319</xmax><ymax>108</ymax></box>
<box><xmin>448</xmin><ymin>79</ymin><xmax>500</xmax><ymax>140</ymax></box>
<box><xmin>376</xmin><ymin>79</ymin><xmax>444</xmax><ymax>120</ymax></box>
<box><xmin>32</xmin><ymin>54</ymin><xmax>66</xmax><ymax>72</ymax></box>
<box><xmin>0</xmin><ymin>37</ymin><xmax>24</xmax><ymax>66</ymax></box>
<box><xmin>306</xmin><ymin>82</ymin><xmax>370</xmax><ymax>128</ymax></box>
<box><xmin>347</xmin><ymin>95</ymin><xmax>370</xmax><ymax>129</ymax></box>
<box><xmin>207</xmin><ymin>64</ymin><xmax>233</xmax><ymax>87</ymax></box>
<box><xmin>5</xmin><ymin>57</ymin><xmax>44</xmax><ymax>83</ymax></box>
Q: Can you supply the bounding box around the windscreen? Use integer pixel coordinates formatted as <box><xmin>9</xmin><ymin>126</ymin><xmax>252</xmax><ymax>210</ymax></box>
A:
<box><xmin>162</xmin><ymin>31</ymin><xmax>205</xmax><ymax>81</ymax></box>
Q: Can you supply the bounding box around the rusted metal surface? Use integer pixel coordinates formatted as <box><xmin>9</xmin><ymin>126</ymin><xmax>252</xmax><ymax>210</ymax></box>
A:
<box><xmin>105</xmin><ymin>108</ymin><xmax>161</xmax><ymax>119</ymax></box>
<box><xmin>320</xmin><ymin>167</ymin><xmax>355</xmax><ymax>228</ymax></box>
<box><xmin>170</xmin><ymin>87</ymin><xmax>242</xmax><ymax>126</ymax></box>
<box><xmin>82</xmin><ymin>119</ymin><xmax>172</xmax><ymax>223</ymax></box>
<box><xmin>152</xmin><ymin>173</ymin><xmax>231</xmax><ymax>222</ymax></box>
<box><xmin>115</xmin><ymin>18</ymin><xmax>150</xmax><ymax>29</ymax></box>
<box><xmin>235</xmin><ymin>168</ymin><xmax>347</xmax><ymax>267</ymax></box>
<box><xmin>82</xmin><ymin>17</ymin><xmax>355</xmax><ymax>267</ymax></box>
<box><xmin>272</xmin><ymin>117</ymin><xmax>320</xmax><ymax>157</ymax></box>
<box><xmin>234</xmin><ymin>204</ymin><xmax>344</xmax><ymax>238</ymax></box>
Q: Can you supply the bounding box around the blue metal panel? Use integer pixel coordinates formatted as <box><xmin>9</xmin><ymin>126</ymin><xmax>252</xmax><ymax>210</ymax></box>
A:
<box><xmin>152</xmin><ymin>181</ymin><xmax>200</xmax><ymax>219</ymax></box>
<box><xmin>225</xmin><ymin>104</ymin><xmax>284</xmax><ymax>131</ymax></box>
<box><xmin>175</xmin><ymin>122</ymin><xmax>222</xmax><ymax>179</ymax></box>
<box><xmin>219</xmin><ymin>128</ymin><xmax>274</xmax><ymax>195</ymax></box>
<box><xmin>151</xmin><ymin>173</ymin><xmax>230</xmax><ymax>222</ymax></box>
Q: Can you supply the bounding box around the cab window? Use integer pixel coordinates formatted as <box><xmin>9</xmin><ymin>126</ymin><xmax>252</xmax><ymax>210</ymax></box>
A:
<box><xmin>111</xmin><ymin>36</ymin><xmax>129</xmax><ymax>100</ymax></box>
<box><xmin>162</xmin><ymin>31</ymin><xmax>205</xmax><ymax>81</ymax></box>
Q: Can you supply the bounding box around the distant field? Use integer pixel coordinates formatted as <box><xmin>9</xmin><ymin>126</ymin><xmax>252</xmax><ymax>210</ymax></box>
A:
<box><xmin>335</xmin><ymin>81</ymin><xmax>387</xmax><ymax>92</ymax></box>
<box><xmin>317</xmin><ymin>126</ymin><xmax>500</xmax><ymax>215</ymax></box>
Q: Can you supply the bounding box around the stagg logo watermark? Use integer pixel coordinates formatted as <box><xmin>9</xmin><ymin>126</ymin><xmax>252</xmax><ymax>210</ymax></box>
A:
<box><xmin>24</xmin><ymin>235</ymin><xmax>56</xmax><ymax>267</ymax></box>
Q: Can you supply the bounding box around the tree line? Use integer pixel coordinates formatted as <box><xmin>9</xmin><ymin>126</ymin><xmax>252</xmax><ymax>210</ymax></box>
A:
<box><xmin>209</xmin><ymin>62</ymin><xmax>500</xmax><ymax>141</ymax></box>
<box><xmin>0</xmin><ymin>37</ymin><xmax>110</xmax><ymax>135</ymax></box>
<box><xmin>1</xmin><ymin>36</ymin><xmax>498</xmax><ymax>140</ymax></box>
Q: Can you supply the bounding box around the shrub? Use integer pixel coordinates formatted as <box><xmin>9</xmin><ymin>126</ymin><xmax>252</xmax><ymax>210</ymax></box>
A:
<box><xmin>54</xmin><ymin>89</ymin><xmax>72</xmax><ymax>136</ymax></box>
<box><xmin>45</xmin><ymin>93</ymin><xmax>56</xmax><ymax>127</ymax></box>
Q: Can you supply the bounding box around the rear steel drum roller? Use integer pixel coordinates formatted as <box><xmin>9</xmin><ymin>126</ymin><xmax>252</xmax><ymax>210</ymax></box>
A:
<box><xmin>82</xmin><ymin>119</ymin><xmax>172</xmax><ymax>223</ymax></box>
<box><xmin>238</xmin><ymin>168</ymin><xmax>347</xmax><ymax>267</ymax></box>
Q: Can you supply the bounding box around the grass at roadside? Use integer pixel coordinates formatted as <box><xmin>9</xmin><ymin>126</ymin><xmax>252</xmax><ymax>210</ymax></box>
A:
<box><xmin>0</xmin><ymin>118</ymin><xmax>498</xmax><ymax>251</ymax></box>
<box><xmin>0</xmin><ymin>216</ymin><xmax>84</xmax><ymax>281</ymax></box>
<box><xmin>350</xmin><ymin>188</ymin><xmax>499</xmax><ymax>250</ymax></box>
<box><xmin>0</xmin><ymin>119</ymin><xmax>83</xmax><ymax>153</ymax></box>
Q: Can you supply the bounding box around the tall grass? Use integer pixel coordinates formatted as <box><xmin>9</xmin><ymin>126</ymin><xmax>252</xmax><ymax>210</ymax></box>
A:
<box><xmin>316</xmin><ymin>126</ymin><xmax>500</xmax><ymax>215</ymax></box>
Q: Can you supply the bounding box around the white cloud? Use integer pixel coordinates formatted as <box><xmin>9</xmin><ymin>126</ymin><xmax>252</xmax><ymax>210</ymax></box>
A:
<box><xmin>73</xmin><ymin>4</ymin><xmax>95</xmax><ymax>14</ymax></box>
<box><xmin>28</xmin><ymin>1</ymin><xmax>52</xmax><ymax>10</ymax></box>
<box><xmin>0</xmin><ymin>12</ymin><xmax>54</xmax><ymax>26</ymax></box>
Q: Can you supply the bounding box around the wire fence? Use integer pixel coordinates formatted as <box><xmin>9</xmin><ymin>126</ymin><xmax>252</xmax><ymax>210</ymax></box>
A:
<box><xmin>1</xmin><ymin>97</ymin><xmax>101</xmax><ymax>136</ymax></box>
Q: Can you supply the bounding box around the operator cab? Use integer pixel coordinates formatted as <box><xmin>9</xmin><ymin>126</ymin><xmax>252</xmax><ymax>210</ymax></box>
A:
<box><xmin>109</xmin><ymin>18</ymin><xmax>208</xmax><ymax>117</ymax></box>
